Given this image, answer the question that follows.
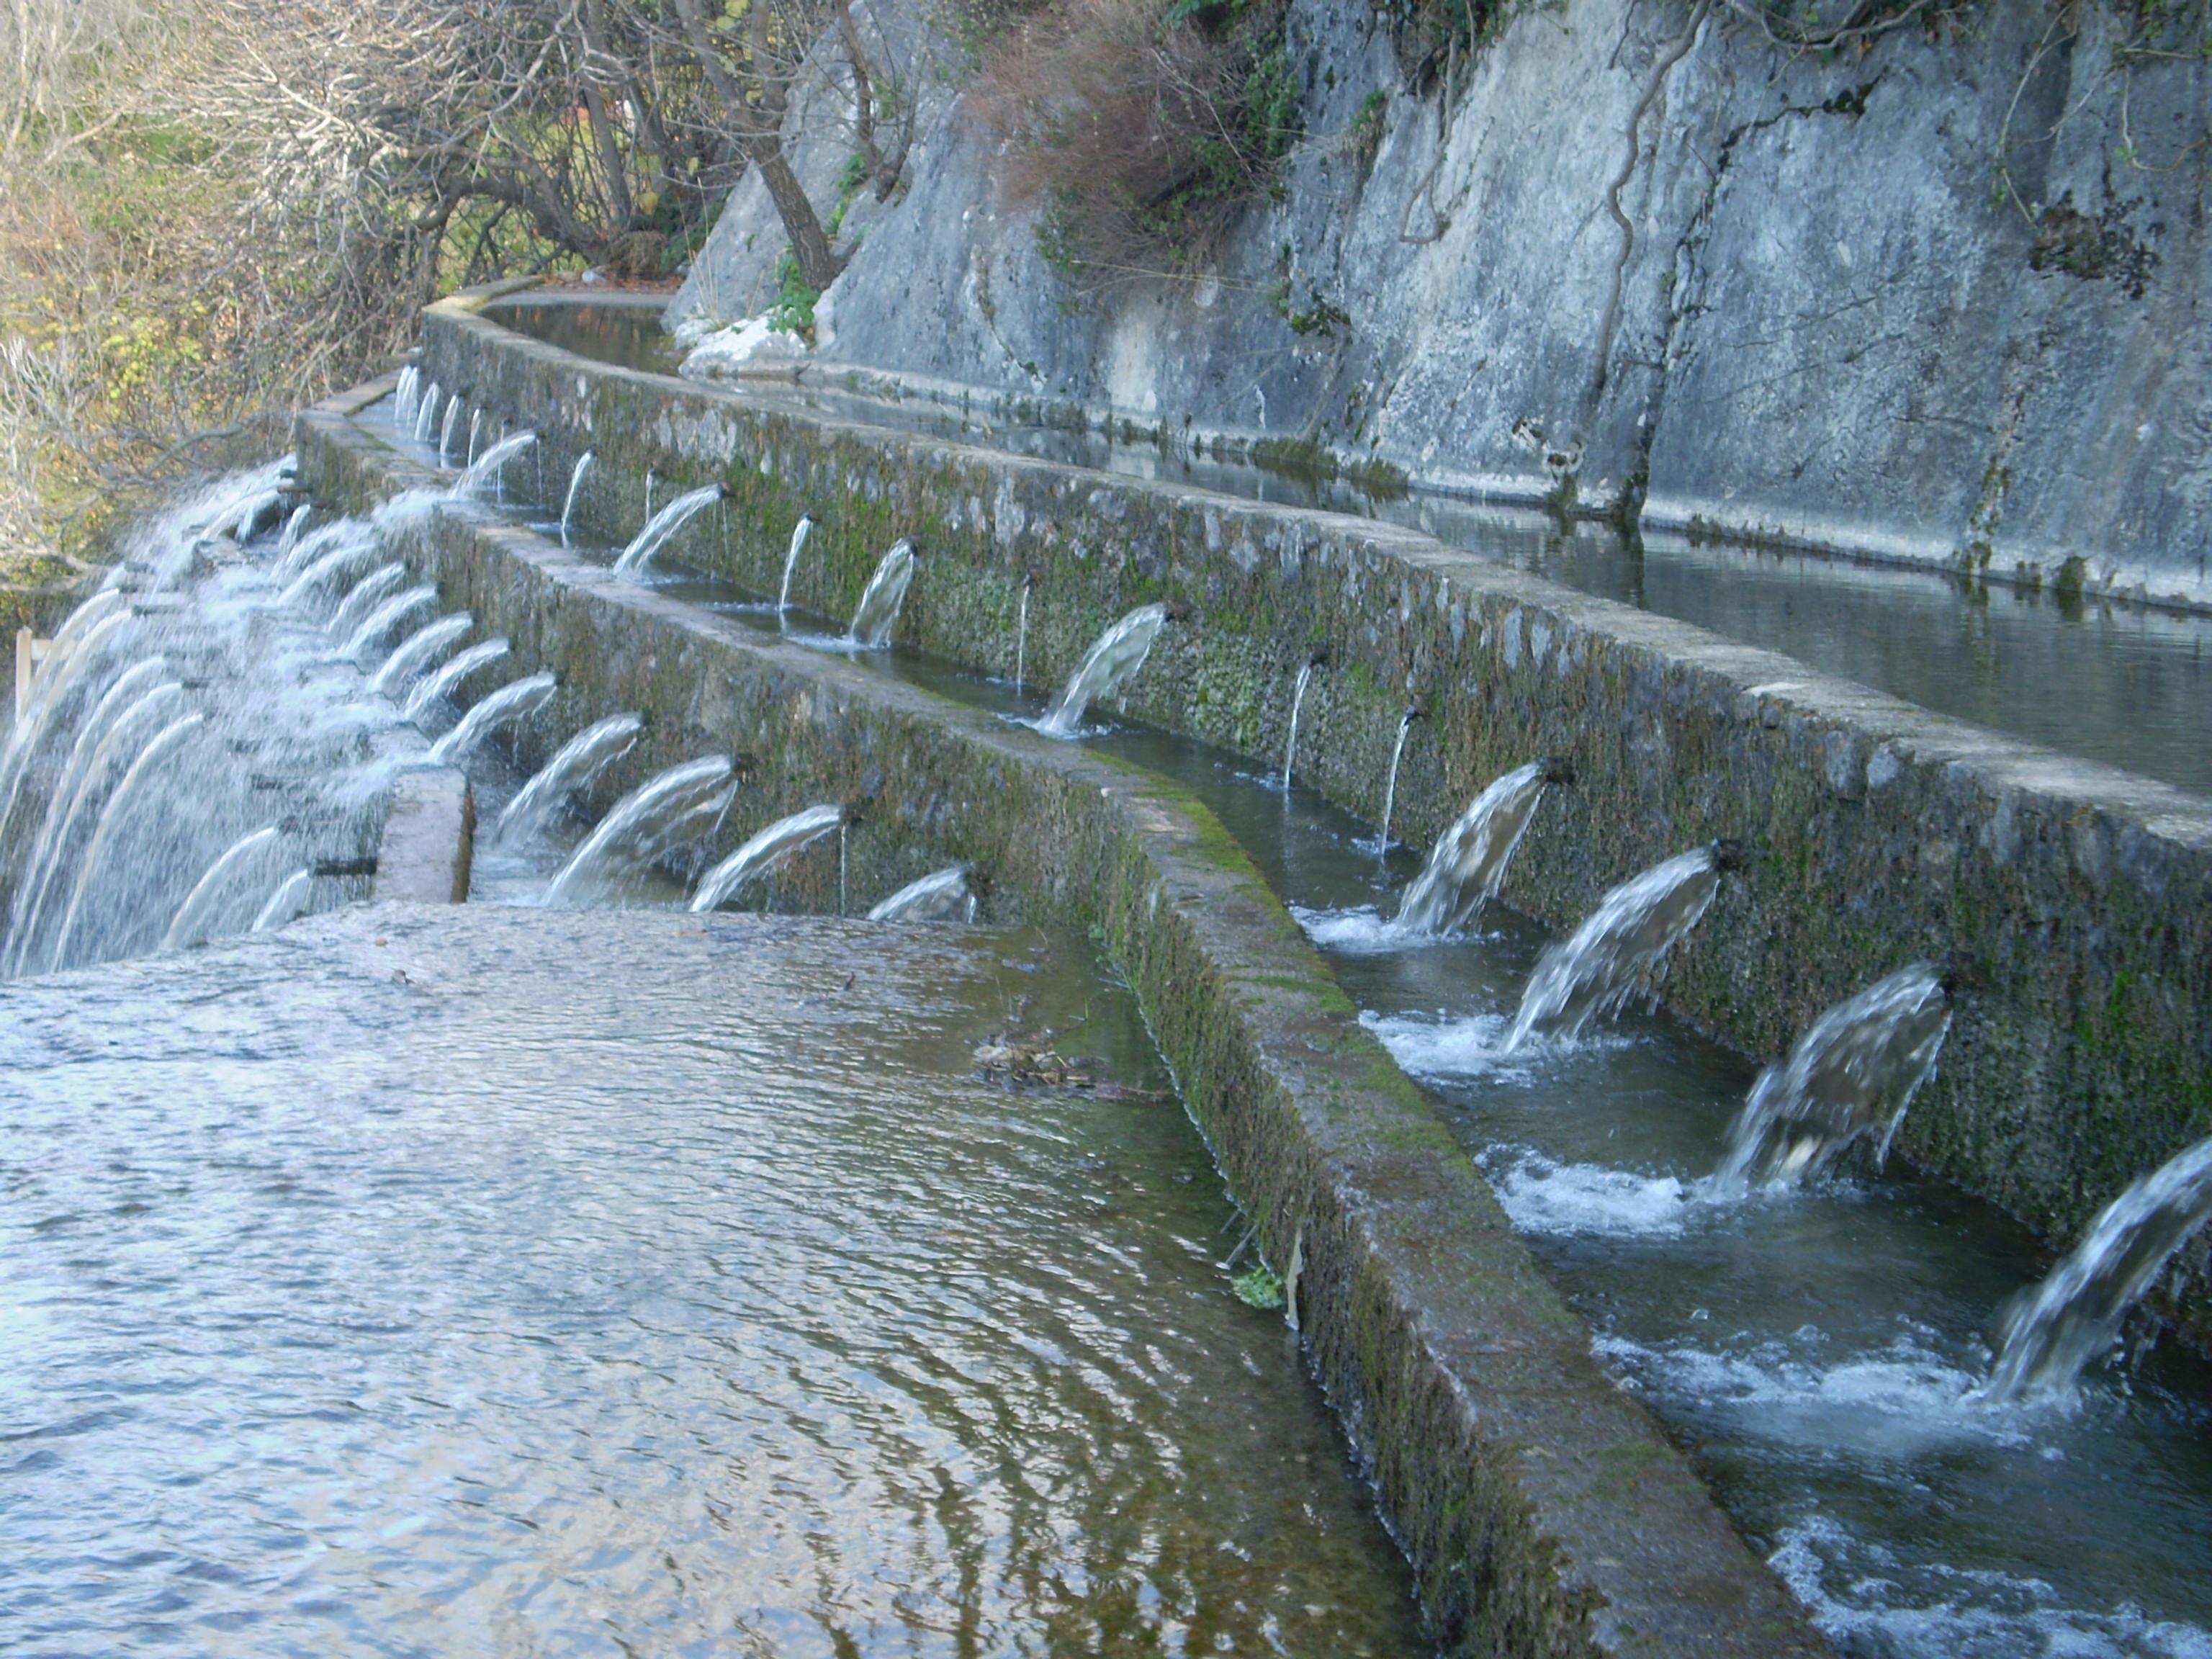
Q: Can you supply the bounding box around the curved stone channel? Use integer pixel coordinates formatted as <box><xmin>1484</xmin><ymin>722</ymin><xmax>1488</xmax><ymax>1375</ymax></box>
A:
<box><xmin>306</xmin><ymin>349</ymin><xmax>2212</xmax><ymax>1650</ymax></box>
<box><xmin>413</xmin><ymin>289</ymin><xmax>2212</xmax><ymax>1352</ymax></box>
<box><xmin>302</xmin><ymin>381</ymin><xmax>1831</xmax><ymax>1655</ymax></box>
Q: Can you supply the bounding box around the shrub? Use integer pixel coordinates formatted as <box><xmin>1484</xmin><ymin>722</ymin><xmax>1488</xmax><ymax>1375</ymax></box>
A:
<box><xmin>977</xmin><ymin>0</ymin><xmax>1299</xmax><ymax>280</ymax></box>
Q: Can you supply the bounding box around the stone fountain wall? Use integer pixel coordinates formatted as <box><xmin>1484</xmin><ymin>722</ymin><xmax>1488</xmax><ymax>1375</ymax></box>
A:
<box><xmin>419</xmin><ymin>295</ymin><xmax>2212</xmax><ymax>1341</ymax></box>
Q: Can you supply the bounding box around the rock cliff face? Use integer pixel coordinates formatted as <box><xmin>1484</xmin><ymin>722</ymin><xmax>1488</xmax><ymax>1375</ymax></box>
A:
<box><xmin>672</xmin><ymin>1</ymin><xmax>2212</xmax><ymax>613</ymax></box>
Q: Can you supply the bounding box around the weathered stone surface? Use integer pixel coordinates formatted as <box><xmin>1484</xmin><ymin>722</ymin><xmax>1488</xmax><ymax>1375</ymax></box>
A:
<box><xmin>415</xmin><ymin>297</ymin><xmax>2212</xmax><ymax>1344</ymax></box>
<box><xmin>300</xmin><ymin>390</ymin><xmax>1835</xmax><ymax>1659</ymax></box>
<box><xmin>373</xmin><ymin>767</ymin><xmax>474</xmax><ymax>904</ymax></box>
<box><xmin>673</xmin><ymin>0</ymin><xmax>2212</xmax><ymax>612</ymax></box>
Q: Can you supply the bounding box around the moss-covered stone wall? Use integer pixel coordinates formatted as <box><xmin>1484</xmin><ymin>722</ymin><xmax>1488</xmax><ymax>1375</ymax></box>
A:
<box><xmin>300</xmin><ymin>388</ymin><xmax>1831</xmax><ymax>1658</ymax></box>
<box><xmin>418</xmin><ymin>297</ymin><xmax>2212</xmax><ymax>1338</ymax></box>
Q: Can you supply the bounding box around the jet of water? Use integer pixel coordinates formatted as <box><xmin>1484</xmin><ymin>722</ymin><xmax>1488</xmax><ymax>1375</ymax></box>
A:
<box><xmin>439</xmin><ymin>398</ymin><xmax>462</xmax><ymax>467</ymax></box>
<box><xmin>342</xmin><ymin>586</ymin><xmax>439</xmax><ymax>662</ymax></box>
<box><xmin>1014</xmin><ymin>579</ymin><xmax>1030</xmax><ymax>694</ymax></box>
<box><xmin>278</xmin><ymin>536</ymin><xmax>382</xmax><ymax>611</ymax></box>
<box><xmin>1037</xmin><ymin>603</ymin><xmax>1169</xmax><ymax>738</ymax></box>
<box><xmin>327</xmin><ymin>563</ymin><xmax>409</xmax><ymax>642</ymax></box>
<box><xmin>1393</xmin><ymin>757</ymin><xmax>1572</xmax><ymax>937</ymax></box>
<box><xmin>547</xmin><ymin>756</ymin><xmax>735</xmax><ymax>906</ymax></box>
<box><xmin>1281</xmin><ymin>651</ymin><xmax>1324</xmax><ymax>791</ymax></box>
<box><xmin>1377</xmin><ymin>708</ymin><xmax>1416</xmax><ymax>851</ymax></box>
<box><xmin>866</xmin><ymin>866</ymin><xmax>974</xmax><ymax>924</ymax></box>
<box><xmin>451</xmin><ymin>429</ymin><xmax>537</xmax><ymax>499</ymax></box>
<box><xmin>403</xmin><ymin>638</ymin><xmax>509</xmax><ymax>723</ymax></box>
<box><xmin>370</xmin><ymin>614</ymin><xmax>472</xmax><ymax>698</ymax></box>
<box><xmin>466</xmin><ymin>408</ymin><xmax>483</xmax><ymax>468</ymax></box>
<box><xmin>252</xmin><ymin>867</ymin><xmax>314</xmax><ymax>932</ymax></box>
<box><xmin>1717</xmin><ymin>964</ymin><xmax>1952</xmax><ymax>1190</ymax></box>
<box><xmin>413</xmin><ymin>383</ymin><xmax>441</xmax><ymax>444</ymax></box>
<box><xmin>561</xmin><ymin>451</ymin><xmax>595</xmax><ymax>546</ymax></box>
<box><xmin>45</xmin><ymin>711</ymin><xmax>204</xmax><ymax>974</ymax></box>
<box><xmin>847</xmin><ymin>539</ymin><xmax>915</xmax><ymax>648</ymax></box>
<box><xmin>277</xmin><ymin>504</ymin><xmax>314</xmax><ymax>561</ymax></box>
<box><xmin>613</xmin><ymin>485</ymin><xmax>725</xmax><ymax>577</ymax></box>
<box><xmin>691</xmin><ymin>804</ymin><xmax>844</xmax><ymax>913</ymax></box>
<box><xmin>498</xmin><ymin>713</ymin><xmax>643</xmax><ymax>845</ymax></box>
<box><xmin>777</xmin><ymin>512</ymin><xmax>814</xmax><ymax>613</ymax></box>
<box><xmin>162</xmin><ymin>824</ymin><xmax>284</xmax><ymax>951</ymax></box>
<box><xmin>393</xmin><ymin>366</ymin><xmax>418</xmax><ymax>433</ymax></box>
<box><xmin>1508</xmin><ymin>840</ymin><xmax>1747</xmax><ymax>1049</ymax></box>
<box><xmin>0</xmin><ymin>605</ymin><xmax>137</xmax><ymax>858</ymax></box>
<box><xmin>428</xmin><ymin>673</ymin><xmax>557</xmax><ymax>765</ymax></box>
<box><xmin>1985</xmin><ymin>1135</ymin><xmax>2212</xmax><ymax>1401</ymax></box>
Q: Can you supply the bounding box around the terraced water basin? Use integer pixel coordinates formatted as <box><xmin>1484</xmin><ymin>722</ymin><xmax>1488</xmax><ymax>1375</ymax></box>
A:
<box><xmin>485</xmin><ymin>295</ymin><xmax>2212</xmax><ymax>801</ymax></box>
<box><xmin>0</xmin><ymin>905</ymin><xmax>1424</xmax><ymax>1655</ymax></box>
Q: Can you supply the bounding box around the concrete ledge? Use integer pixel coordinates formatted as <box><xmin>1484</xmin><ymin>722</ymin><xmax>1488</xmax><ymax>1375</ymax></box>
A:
<box><xmin>300</xmin><ymin>396</ymin><xmax>1831</xmax><ymax>1658</ymax></box>
<box><xmin>410</xmin><ymin>297</ymin><xmax>2212</xmax><ymax>1338</ymax></box>
<box><xmin>374</xmin><ymin>768</ymin><xmax>474</xmax><ymax>904</ymax></box>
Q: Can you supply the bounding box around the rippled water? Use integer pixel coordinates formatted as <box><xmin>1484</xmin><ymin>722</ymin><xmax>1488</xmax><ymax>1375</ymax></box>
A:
<box><xmin>0</xmin><ymin>906</ymin><xmax>1422</xmax><ymax>1656</ymax></box>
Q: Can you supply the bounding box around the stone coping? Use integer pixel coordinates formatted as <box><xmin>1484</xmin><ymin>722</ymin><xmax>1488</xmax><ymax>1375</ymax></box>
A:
<box><xmin>300</xmin><ymin>391</ymin><xmax>1831</xmax><ymax>1658</ymax></box>
<box><xmin>409</xmin><ymin>292</ymin><xmax>2212</xmax><ymax>1339</ymax></box>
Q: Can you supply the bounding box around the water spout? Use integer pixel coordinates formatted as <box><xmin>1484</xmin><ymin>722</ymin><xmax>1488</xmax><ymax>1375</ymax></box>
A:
<box><xmin>1986</xmin><ymin>1135</ymin><xmax>2212</xmax><ymax>1401</ymax></box>
<box><xmin>1393</xmin><ymin>757</ymin><xmax>1569</xmax><ymax>936</ymax></box>
<box><xmin>439</xmin><ymin>397</ymin><xmax>462</xmax><ymax>467</ymax></box>
<box><xmin>613</xmin><ymin>485</ymin><xmax>724</xmax><ymax>577</ymax></box>
<box><xmin>1508</xmin><ymin>840</ymin><xmax>1743</xmax><ymax>1048</ymax></box>
<box><xmin>547</xmin><ymin>756</ymin><xmax>735</xmax><ymax>906</ymax></box>
<box><xmin>46</xmin><ymin>712</ymin><xmax>204</xmax><ymax>973</ymax></box>
<box><xmin>278</xmin><ymin>535</ymin><xmax>381</xmax><ymax>610</ymax></box>
<box><xmin>1037</xmin><ymin>603</ymin><xmax>1168</xmax><ymax>739</ymax></box>
<box><xmin>370</xmin><ymin>614</ymin><xmax>472</xmax><ymax>698</ymax></box>
<box><xmin>393</xmin><ymin>366</ymin><xmax>417</xmax><ymax>433</ymax></box>
<box><xmin>452</xmin><ymin>430</ymin><xmax>536</xmax><ymax>499</ymax></box>
<box><xmin>561</xmin><ymin>451</ymin><xmax>594</xmax><ymax>546</ymax></box>
<box><xmin>497</xmin><ymin>713</ymin><xmax>642</xmax><ymax>845</ymax></box>
<box><xmin>1014</xmin><ymin>580</ymin><xmax>1030</xmax><ymax>694</ymax></box>
<box><xmin>1282</xmin><ymin>652</ymin><xmax>1323</xmax><ymax>791</ymax></box>
<box><xmin>1377</xmin><ymin>709</ymin><xmax>1416</xmax><ymax>851</ymax></box>
<box><xmin>277</xmin><ymin>503</ymin><xmax>313</xmax><ymax>561</ymax></box>
<box><xmin>1717</xmin><ymin>964</ymin><xmax>1952</xmax><ymax>1190</ymax></box>
<box><xmin>403</xmin><ymin>637</ymin><xmax>509</xmax><ymax>722</ymax></box>
<box><xmin>690</xmin><ymin>804</ymin><xmax>844</xmax><ymax>913</ymax></box>
<box><xmin>413</xmin><ymin>382</ymin><xmax>441</xmax><ymax>444</ymax></box>
<box><xmin>328</xmin><ymin>562</ymin><xmax>409</xmax><ymax>642</ymax></box>
<box><xmin>428</xmin><ymin>673</ymin><xmax>556</xmax><ymax>765</ymax></box>
<box><xmin>776</xmin><ymin>512</ymin><xmax>814</xmax><ymax>613</ymax></box>
<box><xmin>467</xmin><ymin>408</ymin><xmax>483</xmax><ymax>468</ymax></box>
<box><xmin>867</xmin><ymin>866</ymin><xmax>975</xmax><ymax>923</ymax></box>
<box><xmin>847</xmin><ymin>540</ymin><xmax>915</xmax><ymax>649</ymax></box>
<box><xmin>162</xmin><ymin>824</ymin><xmax>283</xmax><ymax>951</ymax></box>
<box><xmin>342</xmin><ymin>586</ymin><xmax>439</xmax><ymax>663</ymax></box>
<box><xmin>251</xmin><ymin>867</ymin><xmax>314</xmax><ymax>932</ymax></box>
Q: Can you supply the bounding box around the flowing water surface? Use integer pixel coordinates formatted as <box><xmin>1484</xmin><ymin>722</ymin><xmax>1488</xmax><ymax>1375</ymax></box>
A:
<box><xmin>0</xmin><ymin>905</ymin><xmax>1424</xmax><ymax>1657</ymax></box>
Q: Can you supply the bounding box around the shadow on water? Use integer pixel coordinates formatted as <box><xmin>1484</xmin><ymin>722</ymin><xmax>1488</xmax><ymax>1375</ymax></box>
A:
<box><xmin>490</xmin><ymin>297</ymin><xmax>2212</xmax><ymax>802</ymax></box>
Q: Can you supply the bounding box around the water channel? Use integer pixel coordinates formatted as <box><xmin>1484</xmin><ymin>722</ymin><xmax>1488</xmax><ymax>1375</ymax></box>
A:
<box><xmin>390</xmin><ymin>392</ymin><xmax>2212</xmax><ymax>1658</ymax></box>
<box><xmin>0</xmin><ymin>906</ymin><xmax>1424</xmax><ymax>1655</ymax></box>
<box><xmin>491</xmin><ymin>297</ymin><xmax>2212</xmax><ymax>802</ymax></box>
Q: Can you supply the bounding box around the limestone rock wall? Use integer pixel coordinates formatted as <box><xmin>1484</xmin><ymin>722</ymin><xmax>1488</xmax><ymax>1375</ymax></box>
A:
<box><xmin>674</xmin><ymin>0</ymin><xmax>2212</xmax><ymax>611</ymax></box>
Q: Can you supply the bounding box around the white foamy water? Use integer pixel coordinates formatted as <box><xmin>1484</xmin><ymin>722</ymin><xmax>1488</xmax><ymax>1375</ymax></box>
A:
<box><xmin>1360</xmin><ymin>1007</ymin><xmax>1529</xmax><ymax>1082</ymax></box>
<box><xmin>1773</xmin><ymin>1514</ymin><xmax>2212</xmax><ymax>1659</ymax></box>
<box><xmin>1595</xmin><ymin>1326</ymin><xmax>2049</xmax><ymax>1460</ymax></box>
<box><xmin>1480</xmin><ymin>1146</ymin><xmax>1701</xmax><ymax>1238</ymax></box>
